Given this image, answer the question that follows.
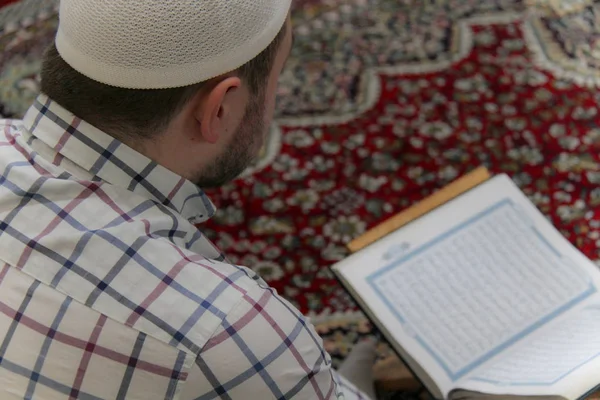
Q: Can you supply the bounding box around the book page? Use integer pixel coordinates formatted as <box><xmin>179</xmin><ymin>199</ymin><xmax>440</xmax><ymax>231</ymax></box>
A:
<box><xmin>371</xmin><ymin>199</ymin><xmax>595</xmax><ymax>377</ymax></box>
<box><xmin>332</xmin><ymin>174</ymin><xmax>600</xmax><ymax>397</ymax></box>
<box><xmin>456</xmin><ymin>304</ymin><xmax>600</xmax><ymax>398</ymax></box>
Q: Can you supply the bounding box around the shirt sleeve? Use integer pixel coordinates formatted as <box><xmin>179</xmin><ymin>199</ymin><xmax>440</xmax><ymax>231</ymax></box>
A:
<box><xmin>179</xmin><ymin>282</ymin><xmax>373</xmax><ymax>400</ymax></box>
<box><xmin>333</xmin><ymin>371</ymin><xmax>374</xmax><ymax>400</ymax></box>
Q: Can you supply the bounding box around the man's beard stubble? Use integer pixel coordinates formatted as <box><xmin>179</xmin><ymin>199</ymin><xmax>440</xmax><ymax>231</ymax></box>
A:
<box><xmin>193</xmin><ymin>95</ymin><xmax>265</xmax><ymax>188</ymax></box>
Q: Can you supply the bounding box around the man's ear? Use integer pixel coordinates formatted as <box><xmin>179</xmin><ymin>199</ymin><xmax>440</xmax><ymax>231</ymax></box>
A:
<box><xmin>195</xmin><ymin>76</ymin><xmax>242</xmax><ymax>144</ymax></box>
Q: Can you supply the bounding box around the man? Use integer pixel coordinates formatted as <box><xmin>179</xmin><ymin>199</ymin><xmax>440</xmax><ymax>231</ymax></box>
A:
<box><xmin>0</xmin><ymin>1</ymin><xmax>377</xmax><ymax>399</ymax></box>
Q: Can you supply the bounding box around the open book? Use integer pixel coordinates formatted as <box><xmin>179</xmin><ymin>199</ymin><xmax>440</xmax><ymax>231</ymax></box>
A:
<box><xmin>332</xmin><ymin>171</ymin><xmax>600</xmax><ymax>400</ymax></box>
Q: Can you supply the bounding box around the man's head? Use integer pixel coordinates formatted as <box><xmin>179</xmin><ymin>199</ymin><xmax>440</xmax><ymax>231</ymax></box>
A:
<box><xmin>41</xmin><ymin>0</ymin><xmax>293</xmax><ymax>188</ymax></box>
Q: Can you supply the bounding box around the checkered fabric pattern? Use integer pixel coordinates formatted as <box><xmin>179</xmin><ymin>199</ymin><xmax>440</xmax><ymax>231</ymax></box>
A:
<box><xmin>0</xmin><ymin>95</ymin><xmax>371</xmax><ymax>400</ymax></box>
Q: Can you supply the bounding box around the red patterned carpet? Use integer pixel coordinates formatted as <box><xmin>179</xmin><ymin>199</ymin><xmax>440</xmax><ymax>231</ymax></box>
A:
<box><xmin>3</xmin><ymin>1</ymin><xmax>600</xmax><ymax>398</ymax></box>
<box><xmin>204</xmin><ymin>7</ymin><xmax>600</xmax><ymax>316</ymax></box>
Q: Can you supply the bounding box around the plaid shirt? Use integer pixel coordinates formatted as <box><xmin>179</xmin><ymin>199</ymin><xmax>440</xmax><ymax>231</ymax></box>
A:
<box><xmin>0</xmin><ymin>95</ymin><xmax>371</xmax><ymax>400</ymax></box>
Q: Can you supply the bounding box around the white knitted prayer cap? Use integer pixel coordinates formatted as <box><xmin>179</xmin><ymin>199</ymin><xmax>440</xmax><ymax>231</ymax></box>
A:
<box><xmin>55</xmin><ymin>0</ymin><xmax>292</xmax><ymax>89</ymax></box>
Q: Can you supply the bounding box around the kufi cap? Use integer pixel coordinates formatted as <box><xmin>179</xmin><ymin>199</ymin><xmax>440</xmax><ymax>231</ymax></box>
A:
<box><xmin>55</xmin><ymin>0</ymin><xmax>291</xmax><ymax>89</ymax></box>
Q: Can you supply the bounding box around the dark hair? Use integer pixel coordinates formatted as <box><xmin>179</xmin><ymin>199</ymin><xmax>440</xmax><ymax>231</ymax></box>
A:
<box><xmin>40</xmin><ymin>22</ymin><xmax>287</xmax><ymax>141</ymax></box>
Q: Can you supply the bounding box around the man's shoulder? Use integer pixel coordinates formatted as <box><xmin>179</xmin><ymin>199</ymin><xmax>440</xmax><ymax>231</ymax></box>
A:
<box><xmin>0</xmin><ymin>176</ymin><xmax>265</xmax><ymax>356</ymax></box>
<box><xmin>92</xmin><ymin>226</ymin><xmax>270</xmax><ymax>351</ymax></box>
<box><xmin>111</xmin><ymin>245</ymin><xmax>269</xmax><ymax>355</ymax></box>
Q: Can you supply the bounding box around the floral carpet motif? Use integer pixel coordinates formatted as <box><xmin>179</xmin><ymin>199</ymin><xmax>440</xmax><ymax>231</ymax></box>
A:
<box><xmin>3</xmin><ymin>1</ymin><xmax>600</xmax><ymax>398</ymax></box>
<box><xmin>209</xmin><ymin>13</ymin><xmax>600</xmax><ymax>314</ymax></box>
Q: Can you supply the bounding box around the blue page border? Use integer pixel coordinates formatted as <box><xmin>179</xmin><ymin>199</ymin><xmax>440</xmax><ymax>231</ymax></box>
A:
<box><xmin>367</xmin><ymin>198</ymin><xmax>596</xmax><ymax>382</ymax></box>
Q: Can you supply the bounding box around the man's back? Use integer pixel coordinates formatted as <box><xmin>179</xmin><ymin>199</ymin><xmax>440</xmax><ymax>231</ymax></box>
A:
<box><xmin>0</xmin><ymin>98</ymin><xmax>367</xmax><ymax>399</ymax></box>
<box><xmin>0</xmin><ymin>0</ymin><xmax>377</xmax><ymax>397</ymax></box>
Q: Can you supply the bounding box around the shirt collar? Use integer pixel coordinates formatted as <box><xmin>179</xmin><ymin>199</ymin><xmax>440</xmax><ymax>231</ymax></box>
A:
<box><xmin>22</xmin><ymin>94</ymin><xmax>216</xmax><ymax>224</ymax></box>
